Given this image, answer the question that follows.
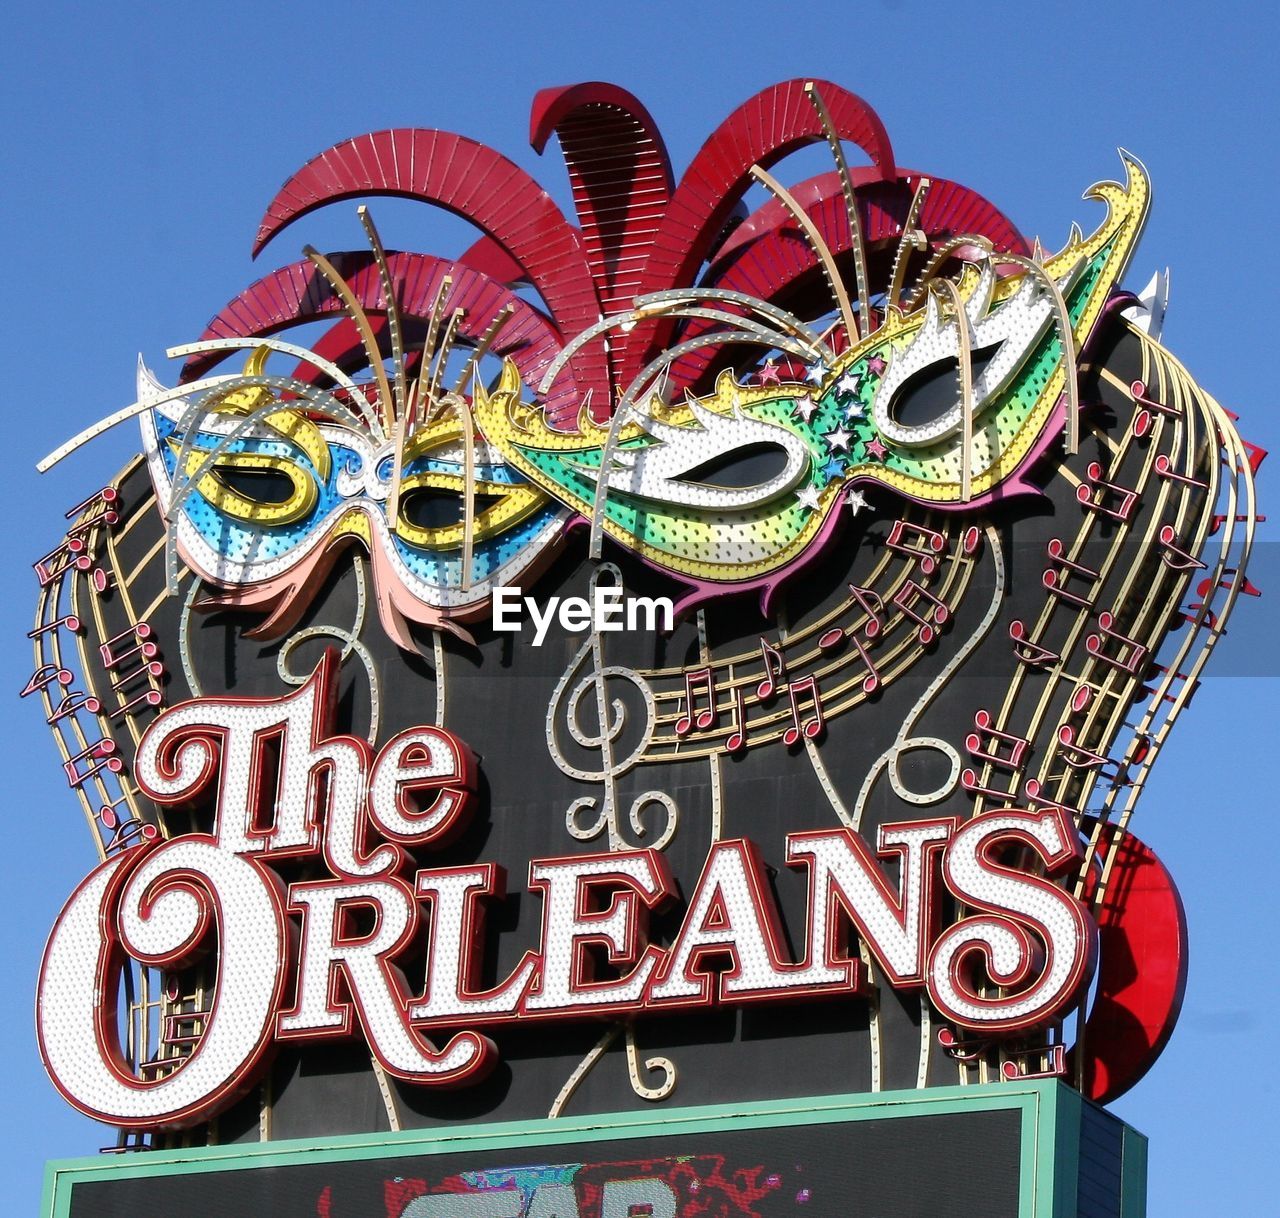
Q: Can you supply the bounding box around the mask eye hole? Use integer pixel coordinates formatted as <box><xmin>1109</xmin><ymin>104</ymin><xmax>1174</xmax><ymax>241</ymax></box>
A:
<box><xmin>399</xmin><ymin>486</ymin><xmax>504</xmax><ymax>531</ymax></box>
<box><xmin>890</xmin><ymin>343</ymin><xmax>1002</xmax><ymax>431</ymax></box>
<box><xmin>678</xmin><ymin>442</ymin><xmax>793</xmax><ymax>489</ymax></box>
<box><xmin>211</xmin><ymin>465</ymin><xmax>298</xmax><ymax>506</ymax></box>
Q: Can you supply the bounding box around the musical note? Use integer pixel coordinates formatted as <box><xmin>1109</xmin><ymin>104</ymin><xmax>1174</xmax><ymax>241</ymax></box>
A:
<box><xmin>111</xmin><ymin>660</ymin><xmax>164</xmax><ymax>695</ymax></box>
<box><xmin>64</xmin><ymin>486</ymin><xmax>121</xmax><ymax>526</ymax></box>
<box><xmin>1022</xmin><ymin>778</ymin><xmax>1071</xmax><ymax>816</ymax></box>
<box><xmin>20</xmin><ymin>663</ymin><xmax>72</xmax><ymax>699</ymax></box>
<box><xmin>1001</xmin><ymin>1044</ymin><xmax>1066</xmax><ymax>1080</ymax></box>
<box><xmin>846</xmin><ymin>584</ymin><xmax>885</xmax><ymax>638</ymax></box>
<box><xmin>99</xmin><ymin>622</ymin><xmax>158</xmax><ymax>671</ymax></box>
<box><xmin>110</xmin><ymin>689</ymin><xmax>164</xmax><ymax>719</ymax></box>
<box><xmin>1240</xmin><ymin>439</ymin><xmax>1268</xmax><ymax>476</ymax></box>
<box><xmin>886</xmin><ymin>518</ymin><xmax>947</xmax><ymax>576</ymax></box>
<box><xmin>161</xmin><ymin>1009</ymin><xmax>210</xmax><ymax>1047</ymax></box>
<box><xmin>1042</xmin><ymin>538</ymin><xmax>1100</xmax><ymax>608</ymax></box>
<box><xmin>1211</xmin><ymin>511</ymin><xmax>1265</xmax><ymax>535</ymax></box>
<box><xmin>32</xmin><ymin>537</ymin><xmax>86</xmax><ymax>588</ymax></box>
<box><xmin>892</xmin><ymin>580</ymin><xmax>950</xmax><ymax>645</ymax></box>
<box><xmin>63</xmin><ymin>738</ymin><xmax>123</xmax><ymax>788</ymax></box>
<box><xmin>1131</xmin><ymin>380</ymin><xmax>1178</xmax><ymax>416</ymax></box>
<box><xmin>960</xmin><ymin>766</ymin><xmax>1021</xmax><ymax>805</ymax></box>
<box><xmin>1085</xmin><ymin>611</ymin><xmax>1149</xmax><ymax>675</ymax></box>
<box><xmin>965</xmin><ymin>709</ymin><xmax>1030</xmax><ymax>771</ymax></box>
<box><xmin>99</xmin><ymin>622</ymin><xmax>165</xmax><ymax>698</ymax></box>
<box><xmin>937</xmin><ymin>1027</ymin><xmax>990</xmax><ymax>1064</ymax></box>
<box><xmin>99</xmin><ymin>804</ymin><xmax>159</xmax><ymax>854</ymax></box>
<box><xmin>818</xmin><ymin>626</ymin><xmax>846</xmax><ymax>651</ymax></box>
<box><xmin>782</xmin><ymin>676</ymin><xmax>825</xmax><ymax>746</ymax></box>
<box><xmin>1130</xmin><ymin>379</ymin><xmax>1178</xmax><ymax>438</ymax></box>
<box><xmin>756</xmin><ymin>637</ymin><xmax>786</xmax><ymax>701</ymax></box>
<box><xmin>1153</xmin><ymin>453</ymin><xmax>1207</xmax><ymax>491</ymax></box>
<box><xmin>65</xmin><ymin>500</ymin><xmax>120</xmax><ymax>540</ymax></box>
<box><xmin>675</xmin><ymin>667</ymin><xmax>719</xmax><ymax>737</ymax></box>
<box><xmin>47</xmin><ymin>690</ymin><xmax>102</xmax><ymax>724</ymax></box>
<box><xmin>1076</xmin><ymin>461</ymin><xmax>1138</xmax><ymax>523</ymax></box>
<box><xmin>726</xmin><ymin>680</ymin><xmax>750</xmax><ymax>755</ymax></box>
<box><xmin>75</xmin><ymin>557</ymin><xmax>114</xmax><ymax>595</ymax></box>
<box><xmin>28</xmin><ymin>614</ymin><xmax>82</xmax><ymax>639</ymax></box>
<box><xmin>33</xmin><ymin>489</ymin><xmax>120</xmax><ymax>588</ymax></box>
<box><xmin>1056</xmin><ymin>725</ymin><xmax>1127</xmax><ymax>782</ymax></box>
<box><xmin>816</xmin><ymin>624</ymin><xmax>880</xmax><ymax>694</ymax></box>
<box><xmin>1194</xmin><ymin>571</ymin><xmax>1262</xmax><ymax>602</ymax></box>
<box><xmin>1009</xmin><ymin>620</ymin><xmax>1060</xmax><ymax>668</ymax></box>
<box><xmin>961</xmin><ymin>525</ymin><xmax>983</xmax><ymax>557</ymax></box>
<box><xmin>1156</xmin><ymin>524</ymin><xmax>1206</xmax><ymax>571</ymax></box>
<box><xmin>850</xmin><ymin>632</ymin><xmax>881</xmax><ymax>695</ymax></box>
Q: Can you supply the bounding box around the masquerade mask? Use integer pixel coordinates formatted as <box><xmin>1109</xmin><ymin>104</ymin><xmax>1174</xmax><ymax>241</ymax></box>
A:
<box><xmin>472</xmin><ymin>156</ymin><xmax>1148</xmax><ymax>604</ymax></box>
<box><xmin>139</xmin><ymin>352</ymin><xmax>568</xmax><ymax>648</ymax></box>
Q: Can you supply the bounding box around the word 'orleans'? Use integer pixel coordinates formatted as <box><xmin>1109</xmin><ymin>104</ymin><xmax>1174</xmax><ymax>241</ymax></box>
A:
<box><xmin>37</xmin><ymin>652</ymin><xmax>1095</xmax><ymax>1131</ymax></box>
<box><xmin>491</xmin><ymin>584</ymin><xmax>674</xmax><ymax>645</ymax></box>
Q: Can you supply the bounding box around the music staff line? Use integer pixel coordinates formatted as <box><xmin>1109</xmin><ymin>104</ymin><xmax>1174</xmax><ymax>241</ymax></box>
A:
<box><xmin>644</xmin><ymin>525</ymin><xmax>976</xmax><ymax>762</ymax></box>
<box><xmin>974</xmin><ymin>354</ymin><xmax>1191</xmax><ymax>817</ymax></box>
<box><xmin>1083</xmin><ymin>339</ymin><xmax>1260</xmax><ymax>899</ymax></box>
<box><xmin>26</xmin><ymin>470</ymin><xmax>168</xmax><ymax>860</ymax></box>
<box><xmin>958</xmin><ymin>338</ymin><xmax>1254</xmax><ymax>919</ymax></box>
<box><xmin>1048</xmin><ymin>352</ymin><xmax>1213</xmax><ymax>816</ymax></box>
<box><xmin>972</xmin><ymin>381</ymin><xmax>1179</xmax><ymax>815</ymax></box>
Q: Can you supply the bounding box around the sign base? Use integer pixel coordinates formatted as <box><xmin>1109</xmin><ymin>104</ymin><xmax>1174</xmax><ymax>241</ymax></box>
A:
<box><xmin>43</xmin><ymin>1081</ymin><xmax>1145</xmax><ymax>1217</ymax></box>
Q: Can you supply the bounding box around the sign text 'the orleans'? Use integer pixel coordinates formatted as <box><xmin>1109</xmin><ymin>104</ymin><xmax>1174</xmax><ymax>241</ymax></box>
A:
<box><xmin>37</xmin><ymin>650</ymin><xmax>1095</xmax><ymax>1129</ymax></box>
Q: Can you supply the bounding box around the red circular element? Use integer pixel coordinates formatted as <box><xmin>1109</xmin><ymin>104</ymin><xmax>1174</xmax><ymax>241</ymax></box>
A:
<box><xmin>1070</xmin><ymin>821</ymin><xmax>1188</xmax><ymax>1103</ymax></box>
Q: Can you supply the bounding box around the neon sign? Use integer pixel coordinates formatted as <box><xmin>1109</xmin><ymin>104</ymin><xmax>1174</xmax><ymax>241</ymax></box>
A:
<box><xmin>38</xmin><ymin>650</ymin><xmax>1093</xmax><ymax>1129</ymax></box>
<box><xmin>26</xmin><ymin>79</ymin><xmax>1262</xmax><ymax>1149</ymax></box>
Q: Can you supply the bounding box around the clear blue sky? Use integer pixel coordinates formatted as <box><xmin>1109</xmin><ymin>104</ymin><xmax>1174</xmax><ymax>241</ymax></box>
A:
<box><xmin>1</xmin><ymin>3</ymin><xmax>1276</xmax><ymax>1214</ymax></box>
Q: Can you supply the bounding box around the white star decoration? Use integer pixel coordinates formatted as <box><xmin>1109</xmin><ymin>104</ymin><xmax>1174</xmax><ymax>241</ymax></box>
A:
<box><xmin>837</xmin><ymin>371</ymin><xmax>860</xmax><ymax>397</ymax></box>
<box><xmin>804</xmin><ymin>362</ymin><xmax>828</xmax><ymax>385</ymax></box>
<box><xmin>795</xmin><ymin>485</ymin><xmax>823</xmax><ymax>512</ymax></box>
<box><xmin>825</xmin><ymin>424</ymin><xmax>853</xmax><ymax>452</ymax></box>
<box><xmin>846</xmin><ymin>488</ymin><xmax>870</xmax><ymax>515</ymax></box>
<box><xmin>792</xmin><ymin>397</ymin><xmax>820</xmax><ymax>424</ymax></box>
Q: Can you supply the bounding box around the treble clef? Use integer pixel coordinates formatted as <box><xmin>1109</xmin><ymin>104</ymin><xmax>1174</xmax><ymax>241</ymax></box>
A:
<box><xmin>545</xmin><ymin>564</ymin><xmax>679</xmax><ymax>851</ymax></box>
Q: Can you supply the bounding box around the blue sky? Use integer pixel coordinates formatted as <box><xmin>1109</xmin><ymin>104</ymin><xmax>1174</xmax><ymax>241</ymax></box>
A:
<box><xmin>1</xmin><ymin>2</ymin><xmax>1276</xmax><ymax>1214</ymax></box>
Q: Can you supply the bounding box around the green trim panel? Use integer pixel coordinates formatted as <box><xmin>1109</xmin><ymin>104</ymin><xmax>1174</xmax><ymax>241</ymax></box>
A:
<box><xmin>43</xmin><ymin>1081</ymin><xmax>1143</xmax><ymax>1218</ymax></box>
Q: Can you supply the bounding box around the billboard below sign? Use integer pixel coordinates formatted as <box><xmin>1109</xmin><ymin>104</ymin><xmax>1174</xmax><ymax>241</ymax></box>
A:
<box><xmin>43</xmin><ymin>1083</ymin><xmax>1141</xmax><ymax>1218</ymax></box>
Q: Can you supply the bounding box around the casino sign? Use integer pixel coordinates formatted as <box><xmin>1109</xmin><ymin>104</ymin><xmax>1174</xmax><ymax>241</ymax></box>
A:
<box><xmin>29</xmin><ymin>79</ymin><xmax>1260</xmax><ymax>1216</ymax></box>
